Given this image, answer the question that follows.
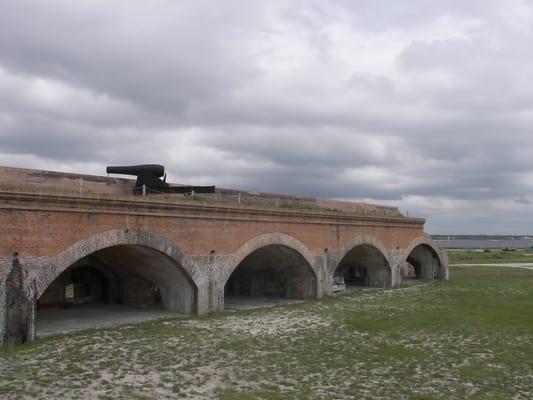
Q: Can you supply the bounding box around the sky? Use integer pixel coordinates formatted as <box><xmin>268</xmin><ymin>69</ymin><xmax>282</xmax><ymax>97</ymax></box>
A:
<box><xmin>0</xmin><ymin>0</ymin><xmax>532</xmax><ymax>234</ymax></box>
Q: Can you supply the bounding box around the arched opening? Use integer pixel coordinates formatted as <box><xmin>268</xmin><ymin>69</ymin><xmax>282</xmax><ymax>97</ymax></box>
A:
<box><xmin>38</xmin><ymin>265</ymin><xmax>118</xmax><ymax>309</ymax></box>
<box><xmin>405</xmin><ymin>244</ymin><xmax>442</xmax><ymax>280</ymax></box>
<box><xmin>334</xmin><ymin>244</ymin><xmax>391</xmax><ymax>290</ymax></box>
<box><xmin>36</xmin><ymin>244</ymin><xmax>196</xmax><ymax>336</ymax></box>
<box><xmin>224</xmin><ymin>244</ymin><xmax>316</xmax><ymax>309</ymax></box>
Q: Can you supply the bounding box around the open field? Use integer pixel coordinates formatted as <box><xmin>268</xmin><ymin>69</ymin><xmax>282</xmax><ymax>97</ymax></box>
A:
<box><xmin>448</xmin><ymin>249</ymin><xmax>533</xmax><ymax>264</ymax></box>
<box><xmin>1</xmin><ymin>266</ymin><xmax>532</xmax><ymax>399</ymax></box>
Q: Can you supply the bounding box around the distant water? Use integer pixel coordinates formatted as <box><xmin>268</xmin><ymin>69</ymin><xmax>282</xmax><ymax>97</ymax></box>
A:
<box><xmin>434</xmin><ymin>239</ymin><xmax>533</xmax><ymax>249</ymax></box>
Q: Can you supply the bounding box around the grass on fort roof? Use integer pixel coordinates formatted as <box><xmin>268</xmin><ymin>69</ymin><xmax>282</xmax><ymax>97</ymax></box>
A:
<box><xmin>1</xmin><ymin>266</ymin><xmax>532</xmax><ymax>399</ymax></box>
<box><xmin>189</xmin><ymin>193</ymin><xmax>341</xmax><ymax>213</ymax></box>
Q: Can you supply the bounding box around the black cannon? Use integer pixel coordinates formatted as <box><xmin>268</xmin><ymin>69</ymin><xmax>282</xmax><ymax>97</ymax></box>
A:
<box><xmin>106</xmin><ymin>164</ymin><xmax>215</xmax><ymax>195</ymax></box>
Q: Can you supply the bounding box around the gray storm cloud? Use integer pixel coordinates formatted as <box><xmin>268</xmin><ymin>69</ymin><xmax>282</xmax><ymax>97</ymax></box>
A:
<box><xmin>0</xmin><ymin>0</ymin><xmax>532</xmax><ymax>234</ymax></box>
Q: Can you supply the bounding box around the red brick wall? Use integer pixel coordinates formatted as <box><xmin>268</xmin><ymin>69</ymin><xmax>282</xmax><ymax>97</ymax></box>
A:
<box><xmin>0</xmin><ymin>166</ymin><xmax>425</xmax><ymax>258</ymax></box>
<box><xmin>0</xmin><ymin>194</ymin><xmax>424</xmax><ymax>258</ymax></box>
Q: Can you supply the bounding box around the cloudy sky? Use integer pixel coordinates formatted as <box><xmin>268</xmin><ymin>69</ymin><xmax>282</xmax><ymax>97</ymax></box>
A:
<box><xmin>1</xmin><ymin>0</ymin><xmax>532</xmax><ymax>234</ymax></box>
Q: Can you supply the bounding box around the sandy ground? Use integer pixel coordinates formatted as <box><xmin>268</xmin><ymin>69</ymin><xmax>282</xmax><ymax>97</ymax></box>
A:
<box><xmin>38</xmin><ymin>297</ymin><xmax>305</xmax><ymax>336</ymax></box>
<box><xmin>3</xmin><ymin>270</ymin><xmax>530</xmax><ymax>399</ymax></box>
<box><xmin>224</xmin><ymin>296</ymin><xmax>303</xmax><ymax>310</ymax></box>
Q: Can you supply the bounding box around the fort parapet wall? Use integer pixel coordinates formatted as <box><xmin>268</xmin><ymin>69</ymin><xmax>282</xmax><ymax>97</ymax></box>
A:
<box><xmin>0</xmin><ymin>165</ymin><xmax>447</xmax><ymax>346</ymax></box>
<box><xmin>0</xmin><ymin>166</ymin><xmax>402</xmax><ymax>218</ymax></box>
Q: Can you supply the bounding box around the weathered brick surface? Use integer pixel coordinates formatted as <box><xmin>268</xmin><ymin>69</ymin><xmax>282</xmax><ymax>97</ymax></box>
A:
<box><xmin>0</xmin><ymin>196</ymin><xmax>425</xmax><ymax>257</ymax></box>
<box><xmin>0</xmin><ymin>166</ymin><xmax>448</xmax><ymax>345</ymax></box>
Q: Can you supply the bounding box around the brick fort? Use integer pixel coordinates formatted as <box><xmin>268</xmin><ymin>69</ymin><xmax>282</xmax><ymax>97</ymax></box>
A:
<box><xmin>0</xmin><ymin>165</ymin><xmax>448</xmax><ymax>345</ymax></box>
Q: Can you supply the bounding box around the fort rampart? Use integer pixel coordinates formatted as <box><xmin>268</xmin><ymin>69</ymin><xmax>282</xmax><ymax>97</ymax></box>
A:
<box><xmin>0</xmin><ymin>166</ymin><xmax>448</xmax><ymax>345</ymax></box>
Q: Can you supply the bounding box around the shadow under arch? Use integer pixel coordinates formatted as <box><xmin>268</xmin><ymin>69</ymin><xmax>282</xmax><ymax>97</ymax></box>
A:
<box><xmin>333</xmin><ymin>234</ymin><xmax>393</xmax><ymax>288</ymax></box>
<box><xmin>38</xmin><ymin>229</ymin><xmax>199</xmax><ymax>314</ymax></box>
<box><xmin>223</xmin><ymin>233</ymin><xmax>318</xmax><ymax>305</ymax></box>
<box><xmin>402</xmin><ymin>236</ymin><xmax>448</xmax><ymax>280</ymax></box>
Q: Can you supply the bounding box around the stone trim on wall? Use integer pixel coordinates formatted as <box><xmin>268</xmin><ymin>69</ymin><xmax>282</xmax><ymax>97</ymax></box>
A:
<box><xmin>327</xmin><ymin>233</ymin><xmax>395</xmax><ymax>289</ymax></box>
<box><xmin>402</xmin><ymin>235</ymin><xmax>449</xmax><ymax>280</ymax></box>
<box><xmin>0</xmin><ymin>257</ymin><xmax>11</xmax><ymax>346</ymax></box>
<box><xmin>334</xmin><ymin>233</ymin><xmax>394</xmax><ymax>271</ymax></box>
<box><xmin>223</xmin><ymin>232</ymin><xmax>319</xmax><ymax>289</ymax></box>
<box><xmin>38</xmin><ymin>229</ymin><xmax>202</xmax><ymax>299</ymax></box>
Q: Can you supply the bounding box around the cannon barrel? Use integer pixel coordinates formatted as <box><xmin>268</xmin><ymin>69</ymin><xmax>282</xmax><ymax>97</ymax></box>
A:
<box><xmin>106</xmin><ymin>164</ymin><xmax>215</xmax><ymax>195</ymax></box>
<box><xmin>106</xmin><ymin>164</ymin><xmax>165</xmax><ymax>177</ymax></box>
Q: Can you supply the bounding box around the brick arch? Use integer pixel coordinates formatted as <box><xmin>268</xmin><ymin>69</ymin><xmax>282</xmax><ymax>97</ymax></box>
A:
<box><xmin>224</xmin><ymin>232</ymin><xmax>318</xmax><ymax>286</ymax></box>
<box><xmin>332</xmin><ymin>233</ymin><xmax>393</xmax><ymax>287</ymax></box>
<box><xmin>37</xmin><ymin>229</ymin><xmax>200</xmax><ymax>299</ymax></box>
<box><xmin>402</xmin><ymin>235</ymin><xmax>448</xmax><ymax>280</ymax></box>
<box><xmin>335</xmin><ymin>233</ymin><xmax>393</xmax><ymax>271</ymax></box>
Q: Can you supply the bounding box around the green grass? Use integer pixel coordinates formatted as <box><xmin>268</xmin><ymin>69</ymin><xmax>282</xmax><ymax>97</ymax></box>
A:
<box><xmin>1</xmin><ymin>266</ymin><xmax>532</xmax><ymax>399</ymax></box>
<box><xmin>448</xmin><ymin>249</ymin><xmax>533</xmax><ymax>264</ymax></box>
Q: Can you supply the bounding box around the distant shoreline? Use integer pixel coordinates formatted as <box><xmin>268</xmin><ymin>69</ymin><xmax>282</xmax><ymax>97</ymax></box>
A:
<box><xmin>432</xmin><ymin>237</ymin><xmax>533</xmax><ymax>250</ymax></box>
<box><xmin>431</xmin><ymin>235</ymin><xmax>533</xmax><ymax>240</ymax></box>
